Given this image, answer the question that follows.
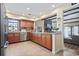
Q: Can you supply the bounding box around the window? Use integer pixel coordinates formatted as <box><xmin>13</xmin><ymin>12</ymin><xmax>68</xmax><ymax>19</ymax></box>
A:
<box><xmin>8</xmin><ymin>19</ymin><xmax>19</xmax><ymax>32</ymax></box>
<box><xmin>72</xmin><ymin>26</ymin><xmax>79</xmax><ymax>36</ymax></box>
<box><xmin>64</xmin><ymin>27</ymin><xmax>72</xmax><ymax>39</ymax></box>
<box><xmin>64</xmin><ymin>26</ymin><xmax>79</xmax><ymax>39</ymax></box>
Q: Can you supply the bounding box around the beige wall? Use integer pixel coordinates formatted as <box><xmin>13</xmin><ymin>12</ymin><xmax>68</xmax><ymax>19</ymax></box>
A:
<box><xmin>53</xmin><ymin>8</ymin><xmax>64</xmax><ymax>54</ymax></box>
<box><xmin>34</xmin><ymin>20</ymin><xmax>44</xmax><ymax>32</ymax></box>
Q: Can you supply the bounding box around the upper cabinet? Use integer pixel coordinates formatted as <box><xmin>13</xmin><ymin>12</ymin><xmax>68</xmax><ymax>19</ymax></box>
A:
<box><xmin>20</xmin><ymin>20</ymin><xmax>34</xmax><ymax>29</ymax></box>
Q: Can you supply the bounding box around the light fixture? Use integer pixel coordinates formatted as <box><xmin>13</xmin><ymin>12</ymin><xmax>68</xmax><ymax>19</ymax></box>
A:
<box><xmin>40</xmin><ymin>12</ymin><xmax>42</xmax><ymax>15</ymax></box>
<box><xmin>26</xmin><ymin>8</ymin><xmax>30</xmax><ymax>10</ymax></box>
<box><xmin>51</xmin><ymin>5</ymin><xmax>55</xmax><ymax>8</ymax></box>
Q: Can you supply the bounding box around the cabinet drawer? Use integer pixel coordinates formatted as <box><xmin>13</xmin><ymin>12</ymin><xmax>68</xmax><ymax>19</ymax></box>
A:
<box><xmin>14</xmin><ymin>33</ymin><xmax>19</xmax><ymax>36</ymax></box>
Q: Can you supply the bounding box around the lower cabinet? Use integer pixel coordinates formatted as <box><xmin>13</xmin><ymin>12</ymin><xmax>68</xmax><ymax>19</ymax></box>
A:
<box><xmin>14</xmin><ymin>33</ymin><xmax>20</xmax><ymax>42</ymax></box>
<box><xmin>7</xmin><ymin>33</ymin><xmax>14</xmax><ymax>43</ymax></box>
<box><xmin>41</xmin><ymin>34</ymin><xmax>46</xmax><ymax>47</ymax></box>
<box><xmin>28</xmin><ymin>32</ymin><xmax>52</xmax><ymax>50</ymax></box>
<box><xmin>32</xmin><ymin>33</ymin><xmax>35</xmax><ymax>42</ymax></box>
<box><xmin>38</xmin><ymin>35</ymin><xmax>42</xmax><ymax>45</ymax></box>
<box><xmin>45</xmin><ymin>34</ymin><xmax>52</xmax><ymax>50</ymax></box>
<box><xmin>7</xmin><ymin>33</ymin><xmax>20</xmax><ymax>44</ymax></box>
<box><xmin>34</xmin><ymin>35</ymin><xmax>37</xmax><ymax>43</ymax></box>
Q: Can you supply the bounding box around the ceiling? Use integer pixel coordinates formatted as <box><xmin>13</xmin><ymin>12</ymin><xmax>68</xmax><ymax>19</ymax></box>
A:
<box><xmin>5</xmin><ymin>3</ymin><xmax>71</xmax><ymax>20</ymax></box>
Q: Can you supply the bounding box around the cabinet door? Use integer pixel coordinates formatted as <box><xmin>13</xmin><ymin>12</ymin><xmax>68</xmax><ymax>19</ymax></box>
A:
<box><xmin>45</xmin><ymin>34</ymin><xmax>52</xmax><ymax>49</ymax></box>
<box><xmin>41</xmin><ymin>34</ymin><xmax>46</xmax><ymax>47</ymax></box>
<box><xmin>27</xmin><ymin>32</ymin><xmax>31</xmax><ymax>40</ymax></box>
<box><xmin>14</xmin><ymin>33</ymin><xmax>20</xmax><ymax>42</ymax></box>
<box><xmin>34</xmin><ymin>34</ymin><xmax>37</xmax><ymax>43</ymax></box>
<box><xmin>20</xmin><ymin>21</ymin><xmax>26</xmax><ymax>27</ymax></box>
<box><xmin>37</xmin><ymin>35</ymin><xmax>42</xmax><ymax>45</ymax></box>
<box><xmin>36</xmin><ymin>35</ymin><xmax>39</xmax><ymax>44</ymax></box>
<box><xmin>20</xmin><ymin>20</ymin><xmax>34</xmax><ymax>28</ymax></box>
<box><xmin>31</xmin><ymin>33</ymin><xmax>34</xmax><ymax>41</ymax></box>
<box><xmin>7</xmin><ymin>33</ymin><xmax>14</xmax><ymax>43</ymax></box>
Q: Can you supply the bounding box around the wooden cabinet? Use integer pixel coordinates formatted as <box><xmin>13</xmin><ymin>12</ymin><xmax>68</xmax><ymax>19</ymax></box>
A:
<box><xmin>14</xmin><ymin>33</ymin><xmax>20</xmax><ymax>42</ymax></box>
<box><xmin>20</xmin><ymin>20</ymin><xmax>34</xmax><ymax>28</ymax></box>
<box><xmin>41</xmin><ymin>34</ymin><xmax>52</xmax><ymax>50</ymax></box>
<box><xmin>37</xmin><ymin>35</ymin><xmax>42</xmax><ymax>45</ymax></box>
<box><xmin>27</xmin><ymin>32</ymin><xmax>52</xmax><ymax>50</ymax></box>
<box><xmin>41</xmin><ymin>34</ymin><xmax>46</xmax><ymax>47</ymax></box>
<box><xmin>7</xmin><ymin>33</ymin><xmax>20</xmax><ymax>44</ymax></box>
<box><xmin>33</xmin><ymin>34</ymin><xmax>37</xmax><ymax>42</ymax></box>
<box><xmin>20</xmin><ymin>21</ymin><xmax>26</xmax><ymax>27</ymax></box>
<box><xmin>45</xmin><ymin>34</ymin><xmax>52</xmax><ymax>49</ymax></box>
<box><xmin>31</xmin><ymin>33</ymin><xmax>35</xmax><ymax>41</ymax></box>
<box><xmin>7</xmin><ymin>33</ymin><xmax>14</xmax><ymax>43</ymax></box>
<box><xmin>34</xmin><ymin>34</ymin><xmax>37</xmax><ymax>42</ymax></box>
<box><xmin>27</xmin><ymin>32</ymin><xmax>33</xmax><ymax>41</ymax></box>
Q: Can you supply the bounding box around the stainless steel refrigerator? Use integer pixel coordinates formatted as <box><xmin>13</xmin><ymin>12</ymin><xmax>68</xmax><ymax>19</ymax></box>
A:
<box><xmin>0</xmin><ymin>3</ymin><xmax>6</xmax><ymax>56</ymax></box>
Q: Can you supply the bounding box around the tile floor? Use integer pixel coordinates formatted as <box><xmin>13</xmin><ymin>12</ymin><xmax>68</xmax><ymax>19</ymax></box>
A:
<box><xmin>4</xmin><ymin>41</ymin><xmax>79</xmax><ymax>56</ymax></box>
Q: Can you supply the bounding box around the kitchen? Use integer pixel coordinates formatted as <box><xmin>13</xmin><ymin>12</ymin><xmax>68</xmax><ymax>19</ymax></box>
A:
<box><xmin>5</xmin><ymin>12</ymin><xmax>63</xmax><ymax>55</ymax></box>
<box><xmin>0</xmin><ymin>3</ymin><xmax>79</xmax><ymax>56</ymax></box>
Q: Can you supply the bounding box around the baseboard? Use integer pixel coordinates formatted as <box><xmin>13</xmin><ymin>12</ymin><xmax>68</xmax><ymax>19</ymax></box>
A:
<box><xmin>52</xmin><ymin>48</ymin><xmax>63</xmax><ymax>55</ymax></box>
<box><xmin>9</xmin><ymin>40</ymin><xmax>29</xmax><ymax>44</ymax></box>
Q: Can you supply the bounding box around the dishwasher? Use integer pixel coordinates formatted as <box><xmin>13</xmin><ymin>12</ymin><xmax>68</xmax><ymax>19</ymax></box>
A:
<box><xmin>20</xmin><ymin>32</ymin><xmax>27</xmax><ymax>41</ymax></box>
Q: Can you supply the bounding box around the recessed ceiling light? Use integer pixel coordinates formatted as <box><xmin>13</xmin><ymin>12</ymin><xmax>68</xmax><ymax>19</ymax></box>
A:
<box><xmin>27</xmin><ymin>8</ymin><xmax>30</xmax><ymax>10</ymax></box>
<box><xmin>40</xmin><ymin>12</ymin><xmax>42</xmax><ymax>15</ymax></box>
<box><xmin>51</xmin><ymin>5</ymin><xmax>55</xmax><ymax>8</ymax></box>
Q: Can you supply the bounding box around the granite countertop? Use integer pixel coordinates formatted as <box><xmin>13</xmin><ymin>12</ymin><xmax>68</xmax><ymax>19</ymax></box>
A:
<box><xmin>32</xmin><ymin>32</ymin><xmax>52</xmax><ymax>34</ymax></box>
<box><xmin>32</xmin><ymin>31</ymin><xmax>61</xmax><ymax>35</ymax></box>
